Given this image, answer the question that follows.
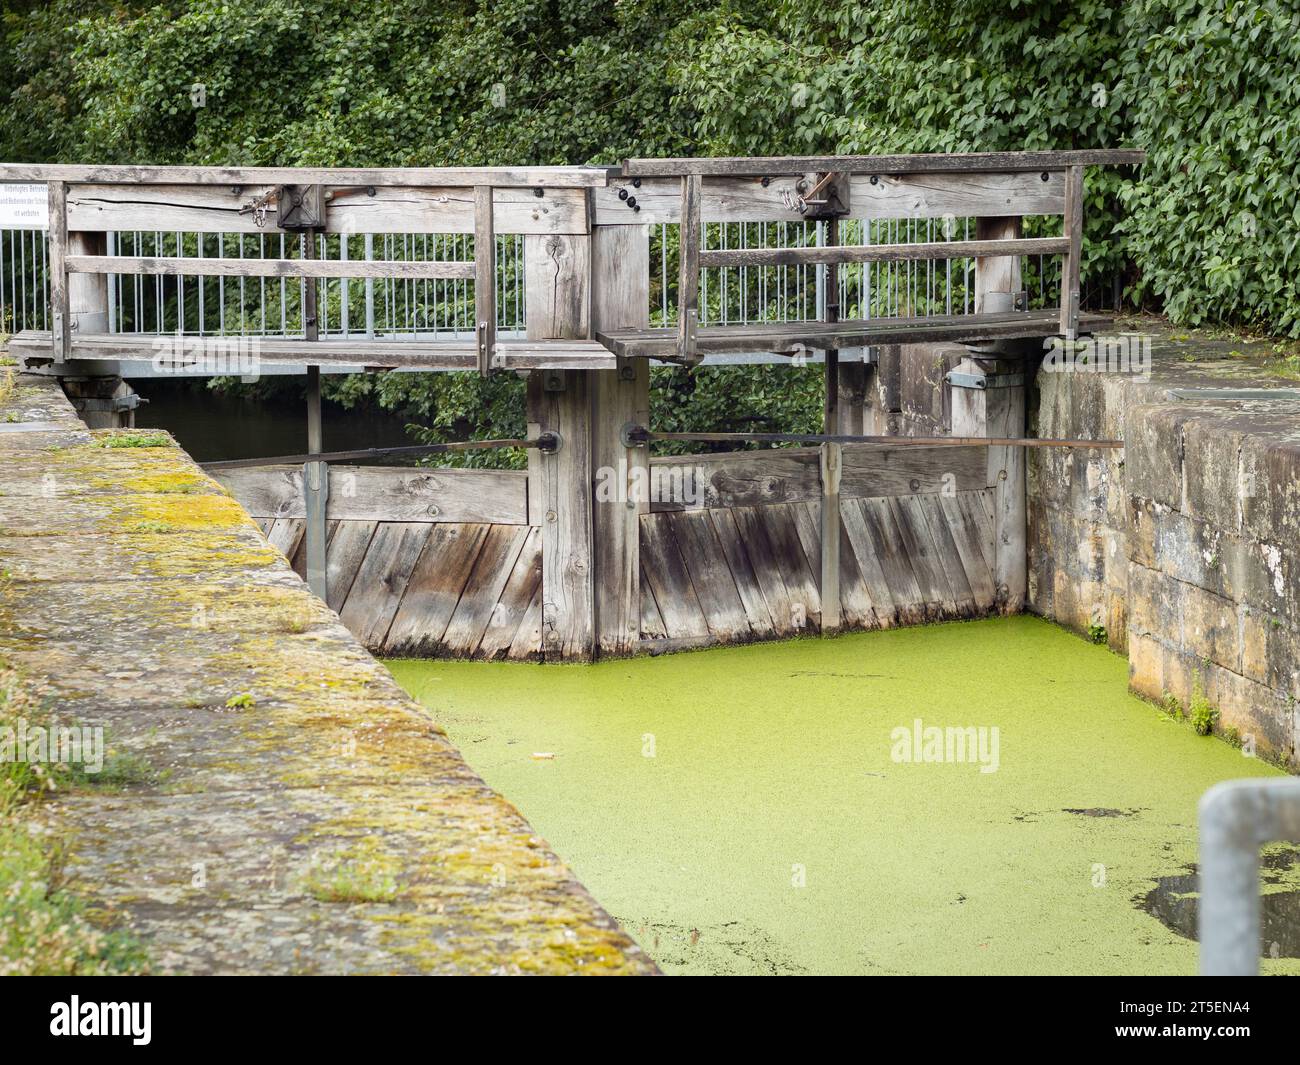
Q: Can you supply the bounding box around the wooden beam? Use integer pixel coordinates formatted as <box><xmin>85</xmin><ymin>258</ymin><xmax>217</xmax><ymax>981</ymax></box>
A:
<box><xmin>594</xmin><ymin>171</ymin><xmax>1067</xmax><ymax>225</ymax></box>
<box><xmin>525</xmin><ymin>232</ymin><xmax>596</xmax><ymax>660</ymax></box>
<box><xmin>621</xmin><ymin>150</ymin><xmax>1146</xmax><ymax>177</ymax></box>
<box><xmin>46</xmin><ymin>182</ymin><xmax>68</xmax><ymax>362</ymax></box>
<box><xmin>699</xmin><ymin>237</ymin><xmax>1065</xmax><ymax>269</ymax></box>
<box><xmin>819</xmin><ymin>442</ymin><xmax>842</xmax><ymax>633</ymax></box>
<box><xmin>591</xmin><ymin>223</ymin><xmax>651</xmax><ymax>656</ymax></box>
<box><xmin>678</xmin><ymin>174</ymin><xmax>701</xmax><ymax>363</ymax></box>
<box><xmin>8</xmin><ymin>331</ymin><xmax>617</xmax><ymax>371</ymax></box>
<box><xmin>1060</xmin><ymin>165</ymin><xmax>1084</xmax><ymax>338</ymax></box>
<box><xmin>0</xmin><ymin>163</ymin><xmax>610</xmax><ymax>187</ymax></box>
<box><xmin>213</xmin><ymin>466</ymin><xmax>529</xmax><ymax>524</ymax></box>
<box><xmin>533</xmin><ymin>371</ymin><xmax>596</xmax><ymax>660</ymax></box>
<box><xmin>66</xmin><ymin>183</ymin><xmax>590</xmax><ymax>236</ymax></box>
<box><xmin>475</xmin><ymin>186</ymin><xmax>496</xmax><ymax>377</ymax></box>
<box><xmin>65</xmin><ymin>254</ymin><xmax>476</xmax><ymax>280</ymax></box>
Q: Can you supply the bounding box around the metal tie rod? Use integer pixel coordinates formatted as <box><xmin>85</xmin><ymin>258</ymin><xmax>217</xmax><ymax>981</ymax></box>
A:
<box><xmin>201</xmin><ymin>433</ymin><xmax>560</xmax><ymax>471</ymax></box>
<box><xmin>622</xmin><ymin>427</ymin><xmax>1122</xmax><ymax>450</ymax></box>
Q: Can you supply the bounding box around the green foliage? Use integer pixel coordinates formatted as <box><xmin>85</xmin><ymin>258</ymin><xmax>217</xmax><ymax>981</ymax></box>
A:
<box><xmin>1189</xmin><ymin>675</ymin><xmax>1219</xmax><ymax>736</ymax></box>
<box><xmin>4</xmin><ymin>0</ymin><xmax>1299</xmax><ymax>449</ymax></box>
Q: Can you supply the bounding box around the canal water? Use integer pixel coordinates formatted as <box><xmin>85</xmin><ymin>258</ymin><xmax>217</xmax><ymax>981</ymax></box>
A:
<box><xmin>387</xmin><ymin>615</ymin><xmax>1300</xmax><ymax>975</ymax></box>
<box><xmin>129</xmin><ymin>377</ymin><xmax>418</xmax><ymax>463</ymax></box>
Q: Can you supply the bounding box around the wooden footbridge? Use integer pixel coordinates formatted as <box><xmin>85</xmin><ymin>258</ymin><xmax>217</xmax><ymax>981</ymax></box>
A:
<box><xmin>3</xmin><ymin>149</ymin><xmax>1141</xmax><ymax>661</ymax></box>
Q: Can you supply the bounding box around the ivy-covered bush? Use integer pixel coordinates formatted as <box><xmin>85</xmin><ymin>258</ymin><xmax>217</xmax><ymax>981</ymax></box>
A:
<box><xmin>2</xmin><ymin>0</ymin><xmax>1297</xmax><ymax>452</ymax></box>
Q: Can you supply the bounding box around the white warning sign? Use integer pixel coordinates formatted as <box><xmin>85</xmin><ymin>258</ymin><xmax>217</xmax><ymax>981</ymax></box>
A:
<box><xmin>0</xmin><ymin>184</ymin><xmax>48</xmax><ymax>229</ymax></box>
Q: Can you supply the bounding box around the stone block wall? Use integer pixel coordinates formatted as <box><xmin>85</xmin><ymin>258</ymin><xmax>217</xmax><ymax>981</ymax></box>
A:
<box><xmin>1029</xmin><ymin>331</ymin><xmax>1300</xmax><ymax>768</ymax></box>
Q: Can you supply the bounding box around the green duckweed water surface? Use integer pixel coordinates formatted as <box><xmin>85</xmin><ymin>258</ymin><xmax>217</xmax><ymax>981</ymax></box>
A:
<box><xmin>388</xmin><ymin>615</ymin><xmax>1299</xmax><ymax>975</ymax></box>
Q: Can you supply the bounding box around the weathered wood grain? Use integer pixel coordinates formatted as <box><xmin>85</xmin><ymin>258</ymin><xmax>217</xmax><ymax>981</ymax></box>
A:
<box><xmin>620</xmin><ymin>150</ymin><xmax>1145</xmax><ymax>177</ymax></box>
<box><xmin>383</xmin><ymin>523</ymin><xmax>489</xmax><ymax>655</ymax></box>
<box><xmin>477</xmin><ymin>527</ymin><xmax>543</xmax><ymax>659</ymax></box>
<box><xmin>594</xmin><ymin>171</ymin><xmax>1066</xmax><ymax>225</ymax></box>
<box><xmin>638</xmin><ymin>513</ymin><xmax>709</xmax><ymax>639</ymax></box>
<box><xmin>337</xmin><ymin>522</ymin><xmax>432</xmax><ymax>649</ymax></box>
<box><xmin>324</xmin><ymin>519</ymin><xmax>378</xmax><ymax>613</ymax></box>
<box><xmin>664</xmin><ymin>509</ymin><xmax>750</xmax><ymax>641</ymax></box>
<box><xmin>215</xmin><ymin>465</ymin><xmax>528</xmax><ymax>525</ymax></box>
<box><xmin>440</xmin><ymin>524</ymin><xmax>530</xmax><ymax>656</ymax></box>
<box><xmin>591</xmin><ymin>223</ymin><xmax>651</xmax><ymax>655</ymax></box>
<box><xmin>66</xmin><ymin>183</ymin><xmax>590</xmax><ymax>235</ymax></box>
<box><xmin>708</xmin><ymin>508</ymin><xmax>777</xmax><ymax>637</ymax></box>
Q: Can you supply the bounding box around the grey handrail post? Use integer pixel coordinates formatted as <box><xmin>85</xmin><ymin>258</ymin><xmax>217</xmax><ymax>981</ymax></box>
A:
<box><xmin>1198</xmin><ymin>777</ymin><xmax>1300</xmax><ymax>975</ymax></box>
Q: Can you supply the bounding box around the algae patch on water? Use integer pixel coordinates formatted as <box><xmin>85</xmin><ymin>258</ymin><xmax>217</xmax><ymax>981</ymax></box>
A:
<box><xmin>387</xmin><ymin>615</ymin><xmax>1295</xmax><ymax>976</ymax></box>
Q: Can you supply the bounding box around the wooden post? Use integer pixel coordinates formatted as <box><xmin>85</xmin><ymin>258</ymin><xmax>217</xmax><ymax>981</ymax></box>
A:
<box><xmin>819</xmin><ymin>441</ymin><xmax>842</xmax><ymax>633</ymax></box>
<box><xmin>474</xmin><ymin>185</ymin><xmax>496</xmax><ymax>376</ymax></box>
<box><xmin>678</xmin><ymin>174</ymin><xmax>701</xmax><ymax>363</ymax></box>
<box><xmin>591</xmin><ymin>224</ymin><xmax>650</xmax><ymax>657</ymax></box>
<box><xmin>958</xmin><ymin>214</ymin><xmax>1028</xmax><ymax>614</ymax></box>
<box><xmin>525</xmin><ymin>233</ymin><xmax>595</xmax><ymax>660</ymax></box>
<box><xmin>1059</xmin><ymin>165</ymin><xmax>1084</xmax><ymax>339</ymax></box>
<box><xmin>47</xmin><ymin>182</ymin><xmax>68</xmax><ymax>363</ymax></box>
<box><xmin>304</xmin><ymin>365</ymin><xmax>328</xmax><ymax>601</ymax></box>
<box><xmin>302</xmin><ymin>232</ymin><xmax>327</xmax><ymax>601</ymax></box>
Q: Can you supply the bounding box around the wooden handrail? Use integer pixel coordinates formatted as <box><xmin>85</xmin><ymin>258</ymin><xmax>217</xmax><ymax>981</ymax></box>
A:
<box><xmin>622</xmin><ymin>149</ymin><xmax>1145</xmax><ymax>177</ymax></box>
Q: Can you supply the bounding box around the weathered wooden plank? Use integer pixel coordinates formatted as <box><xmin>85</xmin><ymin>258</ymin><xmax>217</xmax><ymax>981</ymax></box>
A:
<box><xmin>324</xmin><ymin>520</ymin><xmax>378</xmax><ymax>614</ymax></box>
<box><xmin>848</xmin><ymin>171</ymin><xmax>1065</xmax><ymax>219</ymax></box>
<box><xmin>620</xmin><ymin>150</ymin><xmax>1145</xmax><ymax>177</ymax></box>
<box><xmin>792</xmin><ymin>501</ymin><xmax>876</xmax><ymax>629</ymax></box>
<box><xmin>678</xmin><ymin>174</ymin><xmax>701</xmax><ymax>361</ymax></box>
<box><xmin>591</xmin><ymin>223</ymin><xmax>651</xmax><ymax>655</ymax></box>
<box><xmin>937</xmin><ymin>492</ymin><xmax>997</xmax><ymax>610</ymax></box>
<box><xmin>664</xmin><ymin>509</ymin><xmax>750</xmax><ymax>641</ymax></box>
<box><xmin>507</xmin><ymin>583</ymin><xmax>544</xmax><ymax>660</ymax></box>
<box><xmin>859</xmin><ymin>498</ymin><xmax>925</xmax><ymax>625</ymax></box>
<box><xmin>839</xmin><ymin>498</ymin><xmax>896</xmax><ymax>627</ymax></box>
<box><xmin>638</xmin><ymin>513</ymin><xmax>709</xmax><ymax>640</ymax></box>
<box><xmin>699</xmin><ymin>236</ymin><xmax>1065</xmax><ymax>269</ymax></box>
<box><xmin>707</xmin><ymin>508</ymin><xmax>776</xmax><ymax>637</ymax></box>
<box><xmin>759</xmin><ymin>503</ymin><xmax>821</xmax><ymax>631</ymax></box>
<box><xmin>2</xmin><ymin>163</ymin><xmax>610</xmax><ymax>187</ymax></box>
<box><xmin>265</xmin><ymin>517</ymin><xmax>305</xmax><ymax>563</ymax></box>
<box><xmin>440</xmin><ymin>524</ymin><xmax>530</xmax><ymax>656</ymax></box>
<box><xmin>594</xmin><ymin>171</ymin><xmax>1066</xmax><ymax>225</ymax></box>
<box><xmin>478</xmin><ymin>527</ymin><xmax>543</xmax><ymax>659</ymax></box>
<box><xmin>66</xmin><ymin>183</ymin><xmax>590</xmax><ymax>235</ymax></box>
<box><xmin>727</xmin><ymin>505</ymin><xmax>800</xmax><ymax>636</ymax></box>
<box><xmin>383</xmin><ymin>523</ymin><xmax>489</xmax><ymax>655</ymax></box>
<box><xmin>1060</xmin><ymin>165</ymin><xmax>1084</xmax><ymax>337</ymax></box>
<box><xmin>647</xmin><ymin>443</ymin><xmax>986</xmax><ymax>509</ymax></box>
<box><xmin>888</xmin><ymin>496</ymin><xmax>957</xmax><ymax>619</ymax></box>
<box><xmin>915</xmin><ymin>494</ymin><xmax>976</xmax><ymax>616</ymax></box>
<box><xmin>215</xmin><ymin>465</ymin><xmax>528</xmax><ymax>525</ymax></box>
<box><xmin>7</xmin><ymin>330</ymin><xmax>617</xmax><ymax>372</ymax></box>
<box><xmin>337</xmin><ymin>522</ymin><xmax>432</xmax><ymax>649</ymax></box>
<box><xmin>639</xmin><ymin>565</ymin><xmax>668</xmax><ymax>641</ymax></box>
<box><xmin>47</xmin><ymin>182</ymin><xmax>68</xmax><ymax>361</ymax></box>
<box><xmin>819</xmin><ymin>442</ymin><xmax>842</xmax><ymax>632</ymax></box>
<box><xmin>475</xmin><ymin>186</ymin><xmax>495</xmax><ymax>377</ymax></box>
<box><xmin>597</xmin><ymin>309</ymin><xmax>1111</xmax><ymax>359</ymax></box>
<box><xmin>66</xmin><ymin>254</ymin><xmax>475</xmax><ymax>280</ymax></box>
<box><xmin>524</xmin><ymin>233</ymin><xmax>590</xmax><ymax>341</ymax></box>
<box><xmin>534</xmin><ymin>370</ymin><xmax>596</xmax><ymax>660</ymax></box>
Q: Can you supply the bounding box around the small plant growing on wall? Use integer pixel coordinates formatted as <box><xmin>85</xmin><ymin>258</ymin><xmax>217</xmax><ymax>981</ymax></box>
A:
<box><xmin>1087</xmin><ymin>622</ymin><xmax>1107</xmax><ymax>645</ymax></box>
<box><xmin>1189</xmin><ymin>675</ymin><xmax>1219</xmax><ymax>737</ymax></box>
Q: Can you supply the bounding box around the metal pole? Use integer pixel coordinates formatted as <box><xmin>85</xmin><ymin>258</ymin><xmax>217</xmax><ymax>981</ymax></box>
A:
<box><xmin>1199</xmin><ymin>777</ymin><xmax>1300</xmax><ymax>975</ymax></box>
<box><xmin>302</xmin><ymin>232</ymin><xmax>328</xmax><ymax>601</ymax></box>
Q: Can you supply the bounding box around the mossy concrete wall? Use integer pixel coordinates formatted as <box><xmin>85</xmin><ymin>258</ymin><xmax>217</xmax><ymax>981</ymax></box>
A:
<box><xmin>1030</xmin><ymin>324</ymin><xmax>1300</xmax><ymax>768</ymax></box>
<box><xmin>0</xmin><ymin>371</ymin><xmax>654</xmax><ymax>974</ymax></box>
